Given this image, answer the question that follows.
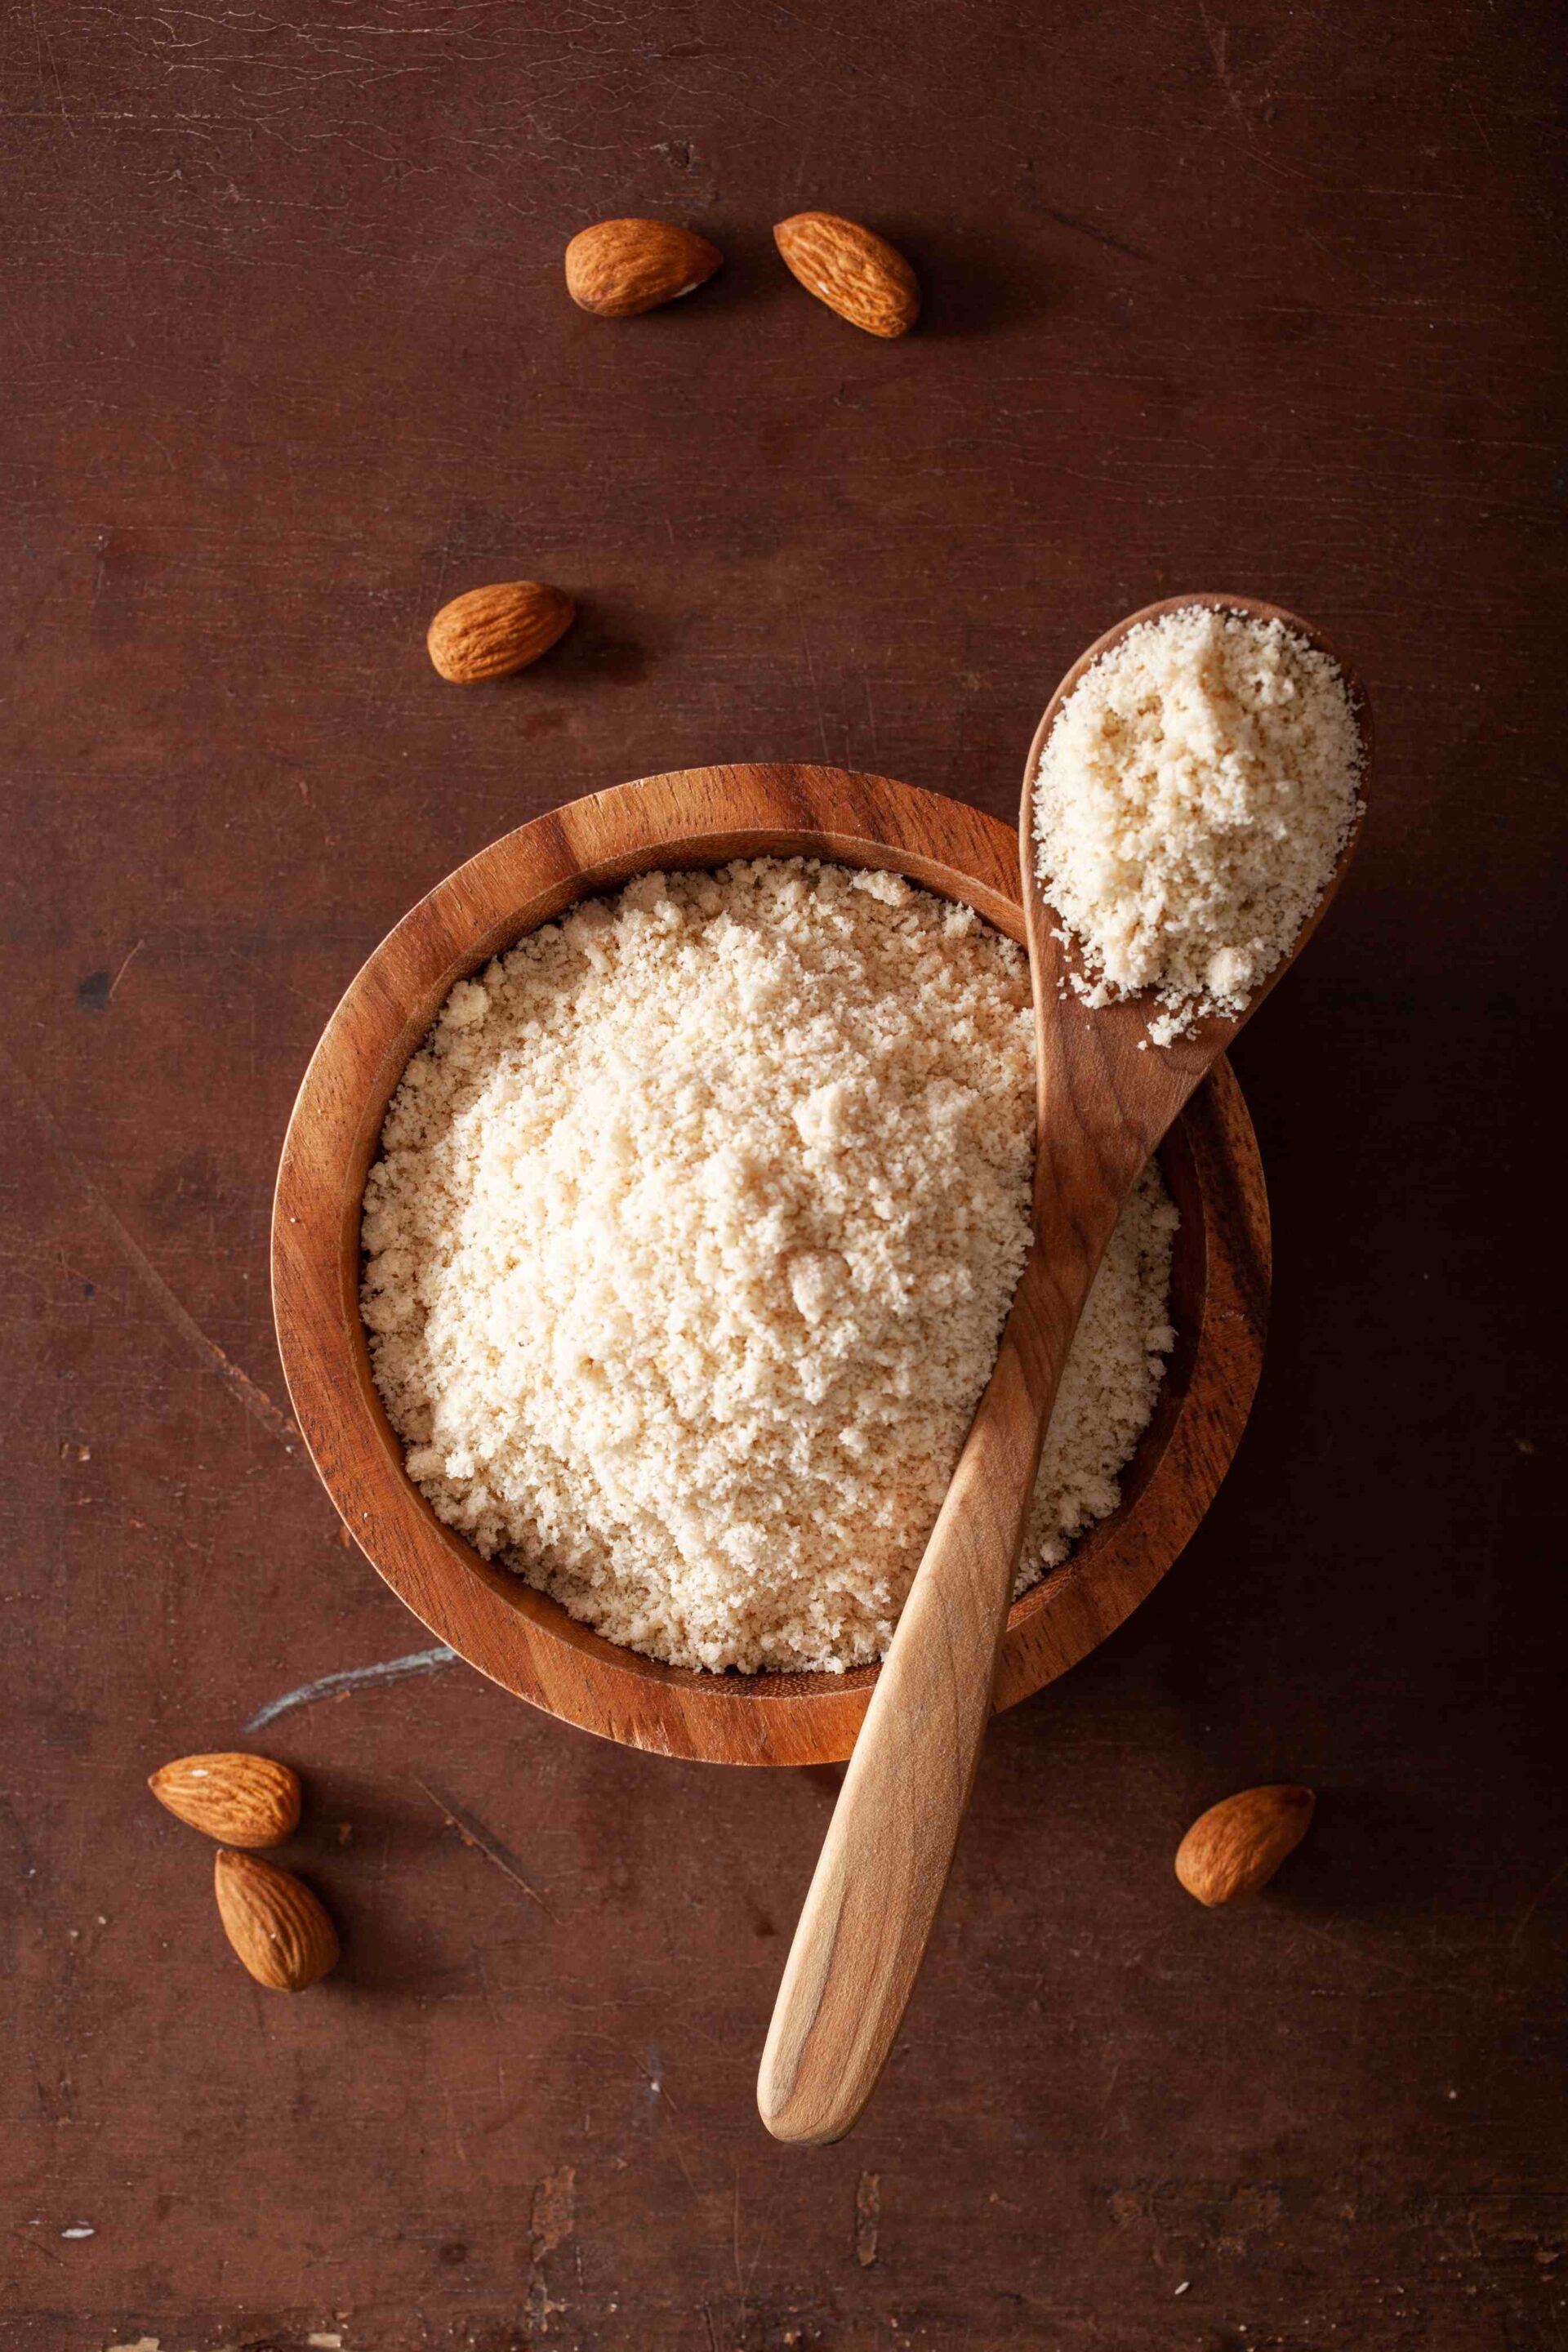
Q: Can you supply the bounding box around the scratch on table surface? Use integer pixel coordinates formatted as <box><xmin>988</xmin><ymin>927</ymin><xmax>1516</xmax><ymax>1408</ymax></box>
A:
<box><xmin>1039</xmin><ymin>203</ymin><xmax>1151</xmax><ymax>261</ymax></box>
<box><xmin>416</xmin><ymin>1776</ymin><xmax>558</xmax><ymax>1918</ymax></box>
<box><xmin>7</xmin><ymin>2216</ymin><xmax>60</xmax><ymax>2269</ymax></box>
<box><xmin>107</xmin><ymin>936</ymin><xmax>145</xmax><ymax>999</ymax></box>
<box><xmin>526</xmin><ymin>2163</ymin><xmax>576</xmax><ymax>2334</ymax></box>
<box><xmin>532</xmin><ymin>2165</ymin><xmax>576</xmax><ymax>2256</ymax></box>
<box><xmin>794</xmin><ymin>595</ymin><xmax>832</xmax><ymax>766</ymax></box>
<box><xmin>1015</xmin><ymin>169</ymin><xmax>1152</xmax><ymax>261</ymax></box>
<box><xmin>641</xmin><ymin>2042</ymin><xmax>674</xmax><ymax>2109</ymax></box>
<box><xmin>731</xmin><ymin>2155</ymin><xmax>783</xmax><ymax>2337</ymax></box>
<box><xmin>1509</xmin><ymin>1853</ymin><xmax>1568</xmax><ymax>1950</ymax></box>
<box><xmin>1187</xmin><ymin>0</ymin><xmax>1319</xmax><ymax>185</ymax></box>
<box><xmin>245</xmin><ymin>1645</ymin><xmax>458</xmax><ymax>1729</ymax></box>
<box><xmin>855</xmin><ymin>2170</ymin><xmax>881</xmax><ymax>2266</ymax></box>
<box><xmin>3</xmin><ymin>1050</ymin><xmax>299</xmax><ymax>1453</ymax></box>
<box><xmin>1196</xmin><ymin>0</ymin><xmax>1250</xmax><ymax>132</ymax></box>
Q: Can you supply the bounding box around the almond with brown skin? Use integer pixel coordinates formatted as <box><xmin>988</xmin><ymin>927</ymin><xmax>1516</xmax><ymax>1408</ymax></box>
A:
<box><xmin>773</xmin><ymin>212</ymin><xmax>920</xmax><ymax>339</ymax></box>
<box><xmin>214</xmin><ymin>1849</ymin><xmax>340</xmax><ymax>1990</ymax></box>
<box><xmin>1175</xmin><ymin>1784</ymin><xmax>1315</xmax><ymax>1906</ymax></box>
<box><xmin>564</xmin><ymin>218</ymin><xmax>722</xmax><ymax>318</ymax></box>
<box><xmin>427</xmin><ymin>582</ymin><xmax>575</xmax><ymax>684</ymax></box>
<box><xmin>149</xmin><ymin>1752</ymin><xmax>301</xmax><ymax>1848</ymax></box>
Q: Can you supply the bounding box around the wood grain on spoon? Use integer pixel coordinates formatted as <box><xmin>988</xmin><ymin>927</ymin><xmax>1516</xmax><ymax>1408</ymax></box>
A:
<box><xmin>758</xmin><ymin>594</ymin><xmax>1370</xmax><ymax>2146</ymax></box>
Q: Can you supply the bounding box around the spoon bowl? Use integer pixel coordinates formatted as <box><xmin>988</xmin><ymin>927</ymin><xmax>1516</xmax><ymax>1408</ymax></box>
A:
<box><xmin>760</xmin><ymin>595</ymin><xmax>1370</xmax><ymax>2145</ymax></box>
<box><xmin>1021</xmin><ymin>591</ymin><xmax>1373</xmax><ymax>1196</ymax></box>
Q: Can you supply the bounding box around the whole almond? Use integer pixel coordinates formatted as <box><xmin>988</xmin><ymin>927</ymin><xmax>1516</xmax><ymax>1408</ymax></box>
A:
<box><xmin>427</xmin><ymin>582</ymin><xmax>575</xmax><ymax>684</ymax></box>
<box><xmin>773</xmin><ymin>212</ymin><xmax>920</xmax><ymax>339</ymax></box>
<box><xmin>1175</xmin><ymin>1784</ymin><xmax>1315</xmax><ymax>1906</ymax></box>
<box><xmin>214</xmin><ymin>1849</ymin><xmax>340</xmax><ymax>1991</ymax></box>
<box><xmin>149</xmin><ymin>1752</ymin><xmax>301</xmax><ymax>1848</ymax></box>
<box><xmin>565</xmin><ymin>218</ymin><xmax>722</xmax><ymax>318</ymax></box>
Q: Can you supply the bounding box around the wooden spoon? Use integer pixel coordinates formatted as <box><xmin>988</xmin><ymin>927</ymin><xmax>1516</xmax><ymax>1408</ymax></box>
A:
<box><xmin>757</xmin><ymin>593</ymin><xmax>1370</xmax><ymax>2145</ymax></box>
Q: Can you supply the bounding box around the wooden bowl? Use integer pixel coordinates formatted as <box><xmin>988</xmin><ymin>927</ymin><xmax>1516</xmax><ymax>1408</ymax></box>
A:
<box><xmin>272</xmin><ymin>764</ymin><xmax>1269</xmax><ymax>1766</ymax></box>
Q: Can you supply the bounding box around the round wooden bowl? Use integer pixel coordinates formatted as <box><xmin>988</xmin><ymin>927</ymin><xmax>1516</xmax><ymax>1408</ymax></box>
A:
<box><xmin>272</xmin><ymin>764</ymin><xmax>1269</xmax><ymax>1766</ymax></box>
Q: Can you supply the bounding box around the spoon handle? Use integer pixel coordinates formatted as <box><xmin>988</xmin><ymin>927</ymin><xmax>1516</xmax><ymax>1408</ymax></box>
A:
<box><xmin>757</xmin><ymin>1241</ymin><xmax>1080</xmax><ymax>2146</ymax></box>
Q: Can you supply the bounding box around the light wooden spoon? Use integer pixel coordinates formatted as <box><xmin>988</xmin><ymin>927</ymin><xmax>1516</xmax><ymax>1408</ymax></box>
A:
<box><xmin>758</xmin><ymin>592</ymin><xmax>1370</xmax><ymax>2146</ymax></box>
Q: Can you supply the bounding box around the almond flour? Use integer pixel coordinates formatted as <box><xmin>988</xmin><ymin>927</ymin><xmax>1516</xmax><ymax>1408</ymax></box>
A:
<box><xmin>362</xmin><ymin>858</ymin><xmax>1177</xmax><ymax>1674</ymax></box>
<box><xmin>1033</xmin><ymin>606</ymin><xmax>1363</xmax><ymax>1045</ymax></box>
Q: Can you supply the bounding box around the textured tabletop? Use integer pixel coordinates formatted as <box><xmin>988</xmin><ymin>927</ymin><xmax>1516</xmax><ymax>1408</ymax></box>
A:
<box><xmin>2</xmin><ymin>4</ymin><xmax>1562</xmax><ymax>2348</ymax></box>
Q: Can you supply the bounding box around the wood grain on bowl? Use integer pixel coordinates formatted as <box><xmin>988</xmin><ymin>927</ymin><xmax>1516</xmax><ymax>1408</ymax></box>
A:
<box><xmin>271</xmin><ymin>765</ymin><xmax>1269</xmax><ymax>1766</ymax></box>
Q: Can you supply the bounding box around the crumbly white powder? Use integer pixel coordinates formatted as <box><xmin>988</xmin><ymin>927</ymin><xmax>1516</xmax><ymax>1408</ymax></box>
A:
<box><xmin>1033</xmin><ymin>606</ymin><xmax>1363</xmax><ymax>1045</ymax></box>
<box><xmin>363</xmin><ymin>858</ymin><xmax>1178</xmax><ymax>1675</ymax></box>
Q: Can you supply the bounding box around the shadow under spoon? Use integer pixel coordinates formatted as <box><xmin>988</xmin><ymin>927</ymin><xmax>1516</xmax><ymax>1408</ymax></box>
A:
<box><xmin>757</xmin><ymin>591</ymin><xmax>1372</xmax><ymax>2145</ymax></box>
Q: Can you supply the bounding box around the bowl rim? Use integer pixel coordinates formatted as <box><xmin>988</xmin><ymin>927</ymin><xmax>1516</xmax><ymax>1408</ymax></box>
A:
<box><xmin>271</xmin><ymin>763</ymin><xmax>1269</xmax><ymax>1765</ymax></box>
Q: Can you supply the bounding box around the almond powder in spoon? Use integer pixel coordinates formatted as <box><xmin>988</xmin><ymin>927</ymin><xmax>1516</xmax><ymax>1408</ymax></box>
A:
<box><xmin>1032</xmin><ymin>605</ymin><xmax>1364</xmax><ymax>1045</ymax></box>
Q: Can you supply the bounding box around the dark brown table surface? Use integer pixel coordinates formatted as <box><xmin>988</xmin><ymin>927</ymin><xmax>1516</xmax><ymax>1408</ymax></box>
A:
<box><xmin>4</xmin><ymin>3</ymin><xmax>1563</xmax><ymax>2347</ymax></box>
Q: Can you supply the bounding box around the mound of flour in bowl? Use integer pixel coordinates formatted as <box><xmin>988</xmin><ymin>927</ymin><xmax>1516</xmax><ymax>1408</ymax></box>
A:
<box><xmin>362</xmin><ymin>858</ymin><xmax>1178</xmax><ymax>1674</ymax></box>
